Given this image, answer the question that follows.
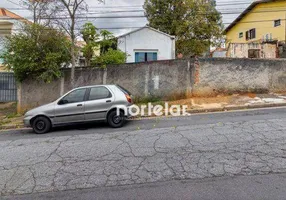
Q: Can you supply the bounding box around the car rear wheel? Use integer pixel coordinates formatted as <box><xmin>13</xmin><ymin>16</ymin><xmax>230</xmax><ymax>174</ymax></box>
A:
<box><xmin>32</xmin><ymin>116</ymin><xmax>51</xmax><ymax>134</ymax></box>
<box><xmin>107</xmin><ymin>110</ymin><xmax>125</xmax><ymax>128</ymax></box>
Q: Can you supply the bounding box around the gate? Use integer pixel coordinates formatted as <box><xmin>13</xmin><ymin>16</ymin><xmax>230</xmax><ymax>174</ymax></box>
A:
<box><xmin>0</xmin><ymin>72</ymin><xmax>17</xmax><ymax>102</ymax></box>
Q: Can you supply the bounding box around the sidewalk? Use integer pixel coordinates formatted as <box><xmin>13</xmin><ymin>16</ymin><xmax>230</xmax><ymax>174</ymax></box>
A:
<box><xmin>136</xmin><ymin>93</ymin><xmax>286</xmax><ymax>117</ymax></box>
<box><xmin>170</xmin><ymin>93</ymin><xmax>286</xmax><ymax>113</ymax></box>
<box><xmin>1</xmin><ymin>93</ymin><xmax>286</xmax><ymax>130</ymax></box>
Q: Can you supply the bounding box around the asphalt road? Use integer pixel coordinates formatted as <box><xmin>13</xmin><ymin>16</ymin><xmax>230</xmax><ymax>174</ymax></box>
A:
<box><xmin>1</xmin><ymin>106</ymin><xmax>286</xmax><ymax>141</ymax></box>
<box><xmin>1</xmin><ymin>107</ymin><xmax>286</xmax><ymax>199</ymax></box>
<box><xmin>4</xmin><ymin>173</ymin><xmax>286</xmax><ymax>200</ymax></box>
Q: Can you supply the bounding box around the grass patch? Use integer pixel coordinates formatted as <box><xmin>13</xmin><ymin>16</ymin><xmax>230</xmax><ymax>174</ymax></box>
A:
<box><xmin>6</xmin><ymin>112</ymin><xmax>18</xmax><ymax>119</ymax></box>
<box><xmin>0</xmin><ymin>102</ymin><xmax>17</xmax><ymax>114</ymax></box>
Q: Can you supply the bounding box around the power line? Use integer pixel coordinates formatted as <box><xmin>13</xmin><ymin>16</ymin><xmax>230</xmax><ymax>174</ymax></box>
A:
<box><xmin>0</xmin><ymin>15</ymin><xmax>146</xmax><ymax>20</ymax></box>
<box><xmin>0</xmin><ymin>17</ymin><xmax>285</xmax><ymax>30</ymax></box>
<box><xmin>5</xmin><ymin>0</ymin><xmax>21</xmax><ymax>6</ymax></box>
<box><xmin>0</xmin><ymin>27</ymin><xmax>144</xmax><ymax>31</ymax></box>
<box><xmin>3</xmin><ymin>1</ymin><xmax>253</xmax><ymax>11</ymax></box>
<box><xmin>3</xmin><ymin>8</ymin><xmax>286</xmax><ymax>20</ymax></box>
<box><xmin>86</xmin><ymin>10</ymin><xmax>144</xmax><ymax>14</ymax></box>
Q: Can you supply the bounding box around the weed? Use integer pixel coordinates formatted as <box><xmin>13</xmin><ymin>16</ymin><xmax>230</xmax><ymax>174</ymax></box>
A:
<box><xmin>6</xmin><ymin>112</ymin><xmax>18</xmax><ymax>119</ymax></box>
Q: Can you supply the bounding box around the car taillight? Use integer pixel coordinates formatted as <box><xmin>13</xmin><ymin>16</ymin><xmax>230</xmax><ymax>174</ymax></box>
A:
<box><xmin>125</xmin><ymin>94</ymin><xmax>132</xmax><ymax>103</ymax></box>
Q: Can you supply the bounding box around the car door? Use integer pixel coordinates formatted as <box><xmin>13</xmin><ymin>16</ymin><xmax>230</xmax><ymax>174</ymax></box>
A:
<box><xmin>54</xmin><ymin>88</ymin><xmax>87</xmax><ymax>124</ymax></box>
<box><xmin>85</xmin><ymin>86</ymin><xmax>114</xmax><ymax>121</ymax></box>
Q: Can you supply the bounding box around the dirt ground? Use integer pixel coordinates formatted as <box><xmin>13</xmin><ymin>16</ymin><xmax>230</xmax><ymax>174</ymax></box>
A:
<box><xmin>0</xmin><ymin>102</ymin><xmax>23</xmax><ymax>129</ymax></box>
<box><xmin>168</xmin><ymin>93</ymin><xmax>286</xmax><ymax>109</ymax></box>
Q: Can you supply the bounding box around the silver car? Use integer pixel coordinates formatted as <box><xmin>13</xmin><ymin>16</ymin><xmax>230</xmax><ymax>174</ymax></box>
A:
<box><xmin>24</xmin><ymin>85</ymin><xmax>133</xmax><ymax>134</ymax></box>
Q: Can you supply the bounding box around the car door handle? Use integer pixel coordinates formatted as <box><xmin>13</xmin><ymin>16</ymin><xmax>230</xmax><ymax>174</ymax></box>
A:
<box><xmin>106</xmin><ymin>100</ymin><xmax>112</xmax><ymax>103</ymax></box>
<box><xmin>77</xmin><ymin>104</ymin><xmax>83</xmax><ymax>107</ymax></box>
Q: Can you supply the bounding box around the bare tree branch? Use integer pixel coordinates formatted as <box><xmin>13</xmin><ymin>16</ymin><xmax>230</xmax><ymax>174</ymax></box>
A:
<box><xmin>52</xmin><ymin>0</ymin><xmax>88</xmax><ymax>88</ymax></box>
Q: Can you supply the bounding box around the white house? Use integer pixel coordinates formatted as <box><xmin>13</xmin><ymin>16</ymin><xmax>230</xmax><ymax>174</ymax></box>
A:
<box><xmin>117</xmin><ymin>26</ymin><xmax>176</xmax><ymax>63</ymax></box>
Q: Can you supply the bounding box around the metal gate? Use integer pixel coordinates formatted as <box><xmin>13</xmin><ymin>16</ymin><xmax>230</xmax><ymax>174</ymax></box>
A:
<box><xmin>0</xmin><ymin>72</ymin><xmax>17</xmax><ymax>102</ymax></box>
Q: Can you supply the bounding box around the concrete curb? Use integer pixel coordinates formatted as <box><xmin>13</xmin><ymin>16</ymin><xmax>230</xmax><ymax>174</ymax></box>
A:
<box><xmin>186</xmin><ymin>103</ymin><xmax>286</xmax><ymax>114</ymax></box>
<box><xmin>0</xmin><ymin>124</ymin><xmax>25</xmax><ymax>130</ymax></box>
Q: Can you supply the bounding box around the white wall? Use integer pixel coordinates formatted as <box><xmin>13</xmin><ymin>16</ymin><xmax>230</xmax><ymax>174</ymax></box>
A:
<box><xmin>117</xmin><ymin>27</ymin><xmax>175</xmax><ymax>63</ymax></box>
<box><xmin>213</xmin><ymin>51</ymin><xmax>227</xmax><ymax>58</ymax></box>
<box><xmin>0</xmin><ymin>20</ymin><xmax>23</xmax><ymax>65</ymax></box>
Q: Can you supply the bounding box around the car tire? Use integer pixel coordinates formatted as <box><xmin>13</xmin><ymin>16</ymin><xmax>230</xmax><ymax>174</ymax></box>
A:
<box><xmin>32</xmin><ymin>116</ymin><xmax>51</xmax><ymax>134</ymax></box>
<box><xmin>107</xmin><ymin>110</ymin><xmax>125</xmax><ymax>128</ymax></box>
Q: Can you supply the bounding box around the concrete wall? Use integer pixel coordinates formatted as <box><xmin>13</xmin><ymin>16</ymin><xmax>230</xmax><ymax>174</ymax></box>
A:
<box><xmin>18</xmin><ymin>60</ymin><xmax>192</xmax><ymax>111</ymax></box>
<box><xmin>18</xmin><ymin>78</ymin><xmax>62</xmax><ymax>111</ymax></box>
<box><xmin>18</xmin><ymin>58</ymin><xmax>286</xmax><ymax>111</ymax></box>
<box><xmin>117</xmin><ymin>27</ymin><xmax>176</xmax><ymax>63</ymax></box>
<box><xmin>192</xmin><ymin>58</ymin><xmax>286</xmax><ymax>96</ymax></box>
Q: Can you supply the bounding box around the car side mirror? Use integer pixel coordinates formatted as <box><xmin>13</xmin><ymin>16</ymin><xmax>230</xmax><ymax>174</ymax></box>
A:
<box><xmin>58</xmin><ymin>99</ymin><xmax>68</xmax><ymax>105</ymax></box>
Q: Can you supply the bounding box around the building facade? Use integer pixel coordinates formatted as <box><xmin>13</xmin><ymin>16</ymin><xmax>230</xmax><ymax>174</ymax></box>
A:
<box><xmin>0</xmin><ymin>8</ymin><xmax>29</xmax><ymax>70</ymax></box>
<box><xmin>117</xmin><ymin>26</ymin><xmax>176</xmax><ymax>63</ymax></box>
<box><xmin>225</xmin><ymin>0</ymin><xmax>286</xmax><ymax>58</ymax></box>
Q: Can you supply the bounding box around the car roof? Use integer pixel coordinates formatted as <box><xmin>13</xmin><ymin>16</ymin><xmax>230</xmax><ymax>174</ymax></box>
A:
<box><xmin>75</xmin><ymin>85</ymin><xmax>117</xmax><ymax>90</ymax></box>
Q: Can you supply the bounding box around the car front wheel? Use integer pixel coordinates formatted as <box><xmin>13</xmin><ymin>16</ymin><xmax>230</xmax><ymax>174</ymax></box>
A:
<box><xmin>107</xmin><ymin>110</ymin><xmax>125</xmax><ymax>128</ymax></box>
<box><xmin>32</xmin><ymin>116</ymin><xmax>51</xmax><ymax>134</ymax></box>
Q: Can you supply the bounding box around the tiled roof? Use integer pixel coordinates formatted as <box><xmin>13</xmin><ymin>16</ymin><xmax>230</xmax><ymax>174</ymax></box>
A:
<box><xmin>0</xmin><ymin>8</ymin><xmax>30</xmax><ymax>23</ymax></box>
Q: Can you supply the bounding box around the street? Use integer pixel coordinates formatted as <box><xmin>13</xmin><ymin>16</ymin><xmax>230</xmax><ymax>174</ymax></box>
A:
<box><xmin>1</xmin><ymin>107</ymin><xmax>286</xmax><ymax>199</ymax></box>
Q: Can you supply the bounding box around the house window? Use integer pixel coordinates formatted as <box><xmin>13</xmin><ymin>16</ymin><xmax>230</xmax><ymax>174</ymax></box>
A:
<box><xmin>239</xmin><ymin>32</ymin><xmax>243</xmax><ymax>38</ymax></box>
<box><xmin>135</xmin><ymin>52</ymin><xmax>158</xmax><ymax>63</ymax></box>
<box><xmin>246</xmin><ymin>28</ymin><xmax>256</xmax><ymax>40</ymax></box>
<box><xmin>274</xmin><ymin>19</ymin><xmax>281</xmax><ymax>27</ymax></box>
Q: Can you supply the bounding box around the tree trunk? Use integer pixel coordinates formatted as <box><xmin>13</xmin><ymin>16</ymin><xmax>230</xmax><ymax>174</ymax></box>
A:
<box><xmin>70</xmin><ymin>17</ymin><xmax>76</xmax><ymax>88</ymax></box>
<box><xmin>71</xmin><ymin>42</ymin><xmax>76</xmax><ymax>88</ymax></box>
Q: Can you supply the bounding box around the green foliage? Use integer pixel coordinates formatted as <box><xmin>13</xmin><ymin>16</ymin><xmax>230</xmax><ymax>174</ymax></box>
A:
<box><xmin>80</xmin><ymin>23</ymin><xmax>99</xmax><ymax>66</ymax></box>
<box><xmin>83</xmin><ymin>28</ymin><xmax>126</xmax><ymax>68</ymax></box>
<box><xmin>81</xmin><ymin>22</ymin><xmax>99</xmax><ymax>43</ymax></box>
<box><xmin>91</xmin><ymin>49</ymin><xmax>126</xmax><ymax>68</ymax></box>
<box><xmin>1</xmin><ymin>24</ymin><xmax>71</xmax><ymax>83</ymax></box>
<box><xmin>98</xmin><ymin>30</ymin><xmax>117</xmax><ymax>54</ymax></box>
<box><xmin>144</xmin><ymin>0</ymin><xmax>224</xmax><ymax>57</ymax></box>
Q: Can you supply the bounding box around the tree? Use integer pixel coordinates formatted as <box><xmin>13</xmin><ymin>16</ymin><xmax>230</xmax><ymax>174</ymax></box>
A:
<box><xmin>98</xmin><ymin>30</ymin><xmax>117</xmax><ymax>54</ymax></box>
<box><xmin>91</xmin><ymin>30</ymin><xmax>126</xmax><ymax>68</ymax></box>
<box><xmin>1</xmin><ymin>24</ymin><xmax>71</xmax><ymax>83</ymax></box>
<box><xmin>144</xmin><ymin>0</ymin><xmax>223</xmax><ymax>57</ymax></box>
<box><xmin>53</xmin><ymin>0</ymin><xmax>105</xmax><ymax>87</ymax></box>
<box><xmin>21</xmin><ymin>0</ymin><xmax>56</xmax><ymax>25</ymax></box>
<box><xmin>91</xmin><ymin>49</ymin><xmax>126</xmax><ymax>68</ymax></box>
<box><xmin>52</xmin><ymin>0</ymin><xmax>88</xmax><ymax>87</ymax></box>
<box><xmin>80</xmin><ymin>22</ymin><xmax>99</xmax><ymax>66</ymax></box>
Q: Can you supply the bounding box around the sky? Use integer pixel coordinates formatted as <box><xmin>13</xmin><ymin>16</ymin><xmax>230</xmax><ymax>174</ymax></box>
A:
<box><xmin>0</xmin><ymin>0</ymin><xmax>253</xmax><ymax>36</ymax></box>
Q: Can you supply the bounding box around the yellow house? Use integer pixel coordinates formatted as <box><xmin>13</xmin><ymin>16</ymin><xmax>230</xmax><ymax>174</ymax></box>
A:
<box><xmin>225</xmin><ymin>0</ymin><xmax>286</xmax><ymax>58</ymax></box>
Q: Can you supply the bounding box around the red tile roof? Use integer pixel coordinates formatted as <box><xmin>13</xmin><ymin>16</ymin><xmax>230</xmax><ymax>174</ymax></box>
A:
<box><xmin>0</xmin><ymin>8</ymin><xmax>31</xmax><ymax>23</ymax></box>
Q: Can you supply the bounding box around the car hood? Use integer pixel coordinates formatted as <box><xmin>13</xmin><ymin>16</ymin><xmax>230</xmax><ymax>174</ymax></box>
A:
<box><xmin>25</xmin><ymin>102</ymin><xmax>56</xmax><ymax>117</ymax></box>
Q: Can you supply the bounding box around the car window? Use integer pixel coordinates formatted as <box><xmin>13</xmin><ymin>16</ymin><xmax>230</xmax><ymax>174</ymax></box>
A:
<box><xmin>88</xmin><ymin>87</ymin><xmax>112</xmax><ymax>101</ymax></box>
<box><xmin>116</xmin><ymin>85</ymin><xmax>131</xmax><ymax>95</ymax></box>
<box><xmin>62</xmin><ymin>89</ymin><xmax>86</xmax><ymax>104</ymax></box>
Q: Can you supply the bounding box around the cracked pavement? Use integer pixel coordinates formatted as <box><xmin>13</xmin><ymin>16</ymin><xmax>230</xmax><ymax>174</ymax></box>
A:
<box><xmin>1</xmin><ymin>108</ymin><xmax>286</xmax><ymax>196</ymax></box>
